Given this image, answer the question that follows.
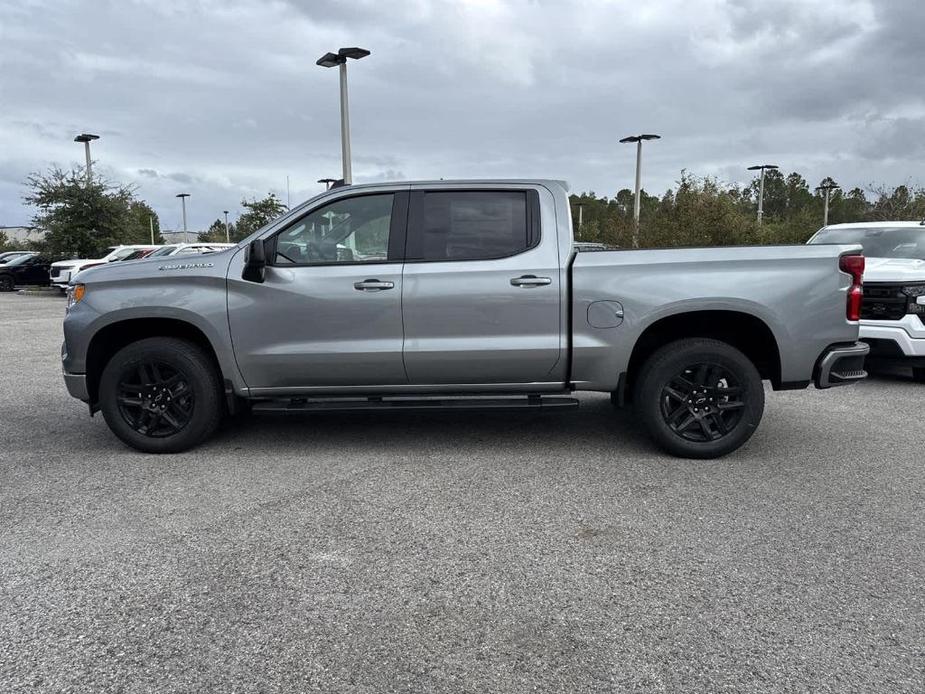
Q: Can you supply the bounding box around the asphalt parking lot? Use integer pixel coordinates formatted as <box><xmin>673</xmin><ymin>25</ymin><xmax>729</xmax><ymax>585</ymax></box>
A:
<box><xmin>0</xmin><ymin>292</ymin><xmax>922</xmax><ymax>693</ymax></box>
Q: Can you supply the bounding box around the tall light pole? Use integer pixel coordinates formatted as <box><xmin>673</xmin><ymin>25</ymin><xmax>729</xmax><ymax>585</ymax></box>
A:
<box><xmin>74</xmin><ymin>133</ymin><xmax>100</xmax><ymax>184</ymax></box>
<box><xmin>223</xmin><ymin>210</ymin><xmax>230</xmax><ymax>243</ymax></box>
<box><xmin>747</xmin><ymin>164</ymin><xmax>779</xmax><ymax>224</ymax></box>
<box><xmin>149</xmin><ymin>215</ymin><xmax>156</xmax><ymax>244</ymax></box>
<box><xmin>816</xmin><ymin>182</ymin><xmax>840</xmax><ymax>227</ymax></box>
<box><xmin>316</xmin><ymin>47</ymin><xmax>370</xmax><ymax>186</ymax></box>
<box><xmin>176</xmin><ymin>193</ymin><xmax>190</xmax><ymax>241</ymax></box>
<box><xmin>577</xmin><ymin>202</ymin><xmax>584</xmax><ymax>231</ymax></box>
<box><xmin>619</xmin><ymin>134</ymin><xmax>661</xmax><ymax>248</ymax></box>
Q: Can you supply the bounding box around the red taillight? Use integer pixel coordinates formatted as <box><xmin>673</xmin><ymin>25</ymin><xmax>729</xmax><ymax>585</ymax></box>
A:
<box><xmin>839</xmin><ymin>254</ymin><xmax>865</xmax><ymax>321</ymax></box>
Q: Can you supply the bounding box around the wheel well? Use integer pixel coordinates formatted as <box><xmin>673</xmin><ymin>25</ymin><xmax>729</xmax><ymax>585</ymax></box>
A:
<box><xmin>85</xmin><ymin>318</ymin><xmax>222</xmax><ymax>405</ymax></box>
<box><xmin>623</xmin><ymin>310</ymin><xmax>781</xmax><ymax>400</ymax></box>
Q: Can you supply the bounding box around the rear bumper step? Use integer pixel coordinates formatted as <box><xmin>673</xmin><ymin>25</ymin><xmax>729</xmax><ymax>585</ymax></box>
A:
<box><xmin>814</xmin><ymin>342</ymin><xmax>870</xmax><ymax>389</ymax></box>
<box><xmin>252</xmin><ymin>395</ymin><xmax>580</xmax><ymax>413</ymax></box>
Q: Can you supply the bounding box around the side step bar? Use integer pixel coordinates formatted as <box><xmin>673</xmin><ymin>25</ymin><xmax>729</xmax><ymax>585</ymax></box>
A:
<box><xmin>252</xmin><ymin>395</ymin><xmax>580</xmax><ymax>414</ymax></box>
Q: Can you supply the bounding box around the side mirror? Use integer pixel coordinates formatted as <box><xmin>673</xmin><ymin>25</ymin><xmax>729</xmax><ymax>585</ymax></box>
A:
<box><xmin>242</xmin><ymin>239</ymin><xmax>267</xmax><ymax>283</ymax></box>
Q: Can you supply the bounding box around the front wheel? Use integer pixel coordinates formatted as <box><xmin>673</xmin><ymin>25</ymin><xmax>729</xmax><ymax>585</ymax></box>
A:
<box><xmin>98</xmin><ymin>337</ymin><xmax>223</xmax><ymax>453</ymax></box>
<box><xmin>634</xmin><ymin>338</ymin><xmax>765</xmax><ymax>459</ymax></box>
<box><xmin>0</xmin><ymin>275</ymin><xmax>14</xmax><ymax>292</ymax></box>
<box><xmin>913</xmin><ymin>367</ymin><xmax>925</xmax><ymax>383</ymax></box>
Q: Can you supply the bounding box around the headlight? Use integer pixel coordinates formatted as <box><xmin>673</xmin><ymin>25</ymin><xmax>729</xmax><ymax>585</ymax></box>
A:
<box><xmin>66</xmin><ymin>284</ymin><xmax>86</xmax><ymax>311</ymax></box>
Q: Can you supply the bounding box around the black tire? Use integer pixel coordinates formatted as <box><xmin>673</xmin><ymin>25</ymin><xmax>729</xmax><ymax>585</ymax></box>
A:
<box><xmin>913</xmin><ymin>367</ymin><xmax>925</xmax><ymax>383</ymax></box>
<box><xmin>634</xmin><ymin>338</ymin><xmax>764</xmax><ymax>459</ymax></box>
<box><xmin>0</xmin><ymin>275</ymin><xmax>14</xmax><ymax>292</ymax></box>
<box><xmin>98</xmin><ymin>337</ymin><xmax>223</xmax><ymax>453</ymax></box>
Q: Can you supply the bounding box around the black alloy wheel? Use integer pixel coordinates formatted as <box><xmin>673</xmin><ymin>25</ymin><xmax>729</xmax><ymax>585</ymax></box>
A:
<box><xmin>98</xmin><ymin>337</ymin><xmax>223</xmax><ymax>453</ymax></box>
<box><xmin>660</xmin><ymin>363</ymin><xmax>744</xmax><ymax>442</ymax></box>
<box><xmin>116</xmin><ymin>361</ymin><xmax>195</xmax><ymax>437</ymax></box>
<box><xmin>0</xmin><ymin>275</ymin><xmax>14</xmax><ymax>292</ymax></box>
<box><xmin>635</xmin><ymin>338</ymin><xmax>764</xmax><ymax>459</ymax></box>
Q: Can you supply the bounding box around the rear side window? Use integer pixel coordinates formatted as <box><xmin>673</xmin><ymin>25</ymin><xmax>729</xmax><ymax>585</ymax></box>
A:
<box><xmin>407</xmin><ymin>190</ymin><xmax>539</xmax><ymax>262</ymax></box>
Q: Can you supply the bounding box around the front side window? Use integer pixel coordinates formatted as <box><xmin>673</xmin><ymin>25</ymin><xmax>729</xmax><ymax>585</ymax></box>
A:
<box><xmin>409</xmin><ymin>190</ymin><xmax>533</xmax><ymax>262</ymax></box>
<box><xmin>273</xmin><ymin>194</ymin><xmax>395</xmax><ymax>265</ymax></box>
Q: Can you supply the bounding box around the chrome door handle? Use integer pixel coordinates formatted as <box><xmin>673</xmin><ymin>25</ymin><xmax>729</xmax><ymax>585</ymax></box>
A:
<box><xmin>510</xmin><ymin>275</ymin><xmax>552</xmax><ymax>287</ymax></box>
<box><xmin>354</xmin><ymin>279</ymin><xmax>395</xmax><ymax>291</ymax></box>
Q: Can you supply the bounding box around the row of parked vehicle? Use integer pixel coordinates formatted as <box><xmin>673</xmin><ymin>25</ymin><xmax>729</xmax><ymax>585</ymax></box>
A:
<box><xmin>0</xmin><ymin>242</ymin><xmax>236</xmax><ymax>293</ymax></box>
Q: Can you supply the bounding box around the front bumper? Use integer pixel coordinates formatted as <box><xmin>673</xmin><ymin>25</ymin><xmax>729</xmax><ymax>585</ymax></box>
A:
<box><xmin>860</xmin><ymin>317</ymin><xmax>925</xmax><ymax>358</ymax></box>
<box><xmin>814</xmin><ymin>342</ymin><xmax>870</xmax><ymax>389</ymax></box>
<box><xmin>64</xmin><ymin>371</ymin><xmax>89</xmax><ymax>401</ymax></box>
<box><xmin>50</xmin><ymin>268</ymin><xmax>74</xmax><ymax>287</ymax></box>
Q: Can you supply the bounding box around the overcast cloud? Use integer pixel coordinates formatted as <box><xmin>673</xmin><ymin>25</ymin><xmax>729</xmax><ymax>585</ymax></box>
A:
<box><xmin>1</xmin><ymin>0</ymin><xmax>923</xmax><ymax>231</ymax></box>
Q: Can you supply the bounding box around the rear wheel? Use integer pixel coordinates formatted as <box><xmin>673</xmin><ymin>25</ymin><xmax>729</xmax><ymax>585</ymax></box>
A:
<box><xmin>634</xmin><ymin>338</ymin><xmax>764</xmax><ymax>459</ymax></box>
<box><xmin>0</xmin><ymin>275</ymin><xmax>14</xmax><ymax>292</ymax></box>
<box><xmin>913</xmin><ymin>367</ymin><xmax>925</xmax><ymax>383</ymax></box>
<box><xmin>98</xmin><ymin>337</ymin><xmax>223</xmax><ymax>453</ymax></box>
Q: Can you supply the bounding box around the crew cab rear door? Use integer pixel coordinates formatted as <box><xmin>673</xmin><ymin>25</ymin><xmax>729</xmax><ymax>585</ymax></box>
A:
<box><xmin>227</xmin><ymin>189</ymin><xmax>410</xmax><ymax>392</ymax></box>
<box><xmin>400</xmin><ymin>185</ymin><xmax>564</xmax><ymax>385</ymax></box>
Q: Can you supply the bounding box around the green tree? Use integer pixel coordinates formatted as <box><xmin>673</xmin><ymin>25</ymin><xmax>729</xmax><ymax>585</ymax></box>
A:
<box><xmin>0</xmin><ymin>230</ymin><xmax>13</xmax><ymax>253</ymax></box>
<box><xmin>577</xmin><ymin>173</ymin><xmax>924</xmax><ymax>250</ymax></box>
<box><xmin>23</xmin><ymin>166</ymin><xmax>160</xmax><ymax>258</ymax></box>
<box><xmin>125</xmin><ymin>200</ymin><xmax>163</xmax><ymax>245</ymax></box>
<box><xmin>201</xmin><ymin>218</ymin><xmax>234</xmax><ymax>243</ymax></box>
<box><xmin>232</xmin><ymin>193</ymin><xmax>287</xmax><ymax>242</ymax></box>
<box><xmin>866</xmin><ymin>184</ymin><xmax>925</xmax><ymax>221</ymax></box>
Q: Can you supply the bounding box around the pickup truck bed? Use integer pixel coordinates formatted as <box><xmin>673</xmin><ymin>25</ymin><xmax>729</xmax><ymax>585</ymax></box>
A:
<box><xmin>62</xmin><ymin>179</ymin><xmax>868</xmax><ymax>459</ymax></box>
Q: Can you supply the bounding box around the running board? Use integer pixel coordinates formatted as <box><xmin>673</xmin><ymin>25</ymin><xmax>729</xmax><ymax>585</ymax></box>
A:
<box><xmin>251</xmin><ymin>395</ymin><xmax>580</xmax><ymax>413</ymax></box>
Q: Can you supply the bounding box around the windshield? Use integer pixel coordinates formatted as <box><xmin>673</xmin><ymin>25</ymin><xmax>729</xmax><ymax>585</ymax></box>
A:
<box><xmin>809</xmin><ymin>226</ymin><xmax>925</xmax><ymax>259</ymax></box>
<box><xmin>148</xmin><ymin>246</ymin><xmax>179</xmax><ymax>257</ymax></box>
<box><xmin>4</xmin><ymin>253</ymin><xmax>38</xmax><ymax>267</ymax></box>
<box><xmin>0</xmin><ymin>252</ymin><xmax>30</xmax><ymax>264</ymax></box>
<box><xmin>106</xmin><ymin>247</ymin><xmax>144</xmax><ymax>261</ymax></box>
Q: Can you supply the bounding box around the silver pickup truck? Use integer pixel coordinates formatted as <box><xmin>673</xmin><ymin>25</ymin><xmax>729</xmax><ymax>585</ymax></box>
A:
<box><xmin>62</xmin><ymin>179</ymin><xmax>869</xmax><ymax>458</ymax></box>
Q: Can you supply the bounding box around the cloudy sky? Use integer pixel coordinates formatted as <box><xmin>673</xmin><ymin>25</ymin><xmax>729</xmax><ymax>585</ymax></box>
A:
<box><xmin>1</xmin><ymin>0</ymin><xmax>923</xmax><ymax>231</ymax></box>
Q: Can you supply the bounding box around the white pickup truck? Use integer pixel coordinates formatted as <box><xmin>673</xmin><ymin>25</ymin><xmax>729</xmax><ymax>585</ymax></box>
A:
<box><xmin>808</xmin><ymin>221</ymin><xmax>925</xmax><ymax>381</ymax></box>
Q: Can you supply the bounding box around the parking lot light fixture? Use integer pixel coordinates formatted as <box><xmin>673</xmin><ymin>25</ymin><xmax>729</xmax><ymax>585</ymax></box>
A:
<box><xmin>620</xmin><ymin>134</ymin><xmax>660</xmax><ymax>247</ymax></box>
<box><xmin>815</xmin><ymin>182</ymin><xmax>841</xmax><ymax>227</ymax></box>
<box><xmin>318</xmin><ymin>178</ymin><xmax>338</xmax><ymax>191</ymax></box>
<box><xmin>74</xmin><ymin>133</ymin><xmax>100</xmax><ymax>184</ymax></box>
<box><xmin>747</xmin><ymin>164</ymin><xmax>779</xmax><ymax>224</ymax></box>
<box><xmin>316</xmin><ymin>47</ymin><xmax>370</xmax><ymax>186</ymax></box>
<box><xmin>176</xmin><ymin>193</ymin><xmax>190</xmax><ymax>241</ymax></box>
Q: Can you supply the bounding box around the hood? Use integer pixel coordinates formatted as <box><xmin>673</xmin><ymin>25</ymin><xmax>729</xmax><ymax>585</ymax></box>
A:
<box><xmin>863</xmin><ymin>257</ymin><xmax>925</xmax><ymax>283</ymax></box>
<box><xmin>52</xmin><ymin>258</ymin><xmax>97</xmax><ymax>268</ymax></box>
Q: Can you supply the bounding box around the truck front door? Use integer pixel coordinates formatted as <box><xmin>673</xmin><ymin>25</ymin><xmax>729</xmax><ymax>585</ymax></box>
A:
<box><xmin>227</xmin><ymin>190</ymin><xmax>409</xmax><ymax>393</ymax></box>
<box><xmin>400</xmin><ymin>186</ymin><xmax>564</xmax><ymax>385</ymax></box>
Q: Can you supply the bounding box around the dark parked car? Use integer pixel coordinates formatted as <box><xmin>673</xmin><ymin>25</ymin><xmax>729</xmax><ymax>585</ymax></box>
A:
<box><xmin>0</xmin><ymin>253</ymin><xmax>52</xmax><ymax>291</ymax></box>
<box><xmin>0</xmin><ymin>251</ymin><xmax>34</xmax><ymax>264</ymax></box>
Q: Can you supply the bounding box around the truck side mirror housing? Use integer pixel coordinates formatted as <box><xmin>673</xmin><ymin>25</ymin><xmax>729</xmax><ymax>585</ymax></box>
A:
<box><xmin>242</xmin><ymin>239</ymin><xmax>267</xmax><ymax>283</ymax></box>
